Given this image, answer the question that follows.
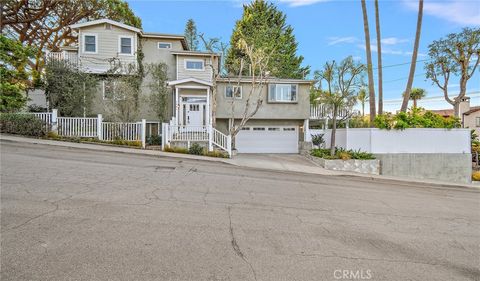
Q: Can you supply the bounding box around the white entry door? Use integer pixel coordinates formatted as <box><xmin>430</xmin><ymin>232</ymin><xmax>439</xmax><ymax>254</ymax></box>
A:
<box><xmin>236</xmin><ymin>126</ymin><xmax>299</xmax><ymax>153</ymax></box>
<box><xmin>186</xmin><ymin>103</ymin><xmax>205</xmax><ymax>126</ymax></box>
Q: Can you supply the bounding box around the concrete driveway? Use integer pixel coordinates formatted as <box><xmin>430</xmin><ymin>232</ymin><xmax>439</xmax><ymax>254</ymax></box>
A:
<box><xmin>226</xmin><ymin>153</ymin><xmax>334</xmax><ymax>175</ymax></box>
<box><xmin>1</xmin><ymin>140</ymin><xmax>479</xmax><ymax>281</ymax></box>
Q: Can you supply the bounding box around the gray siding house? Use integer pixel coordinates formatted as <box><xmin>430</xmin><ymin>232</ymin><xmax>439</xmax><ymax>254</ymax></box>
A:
<box><xmin>48</xmin><ymin>19</ymin><xmax>314</xmax><ymax>154</ymax></box>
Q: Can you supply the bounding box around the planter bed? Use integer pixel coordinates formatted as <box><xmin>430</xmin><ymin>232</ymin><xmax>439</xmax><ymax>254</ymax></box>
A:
<box><xmin>305</xmin><ymin>153</ymin><xmax>380</xmax><ymax>175</ymax></box>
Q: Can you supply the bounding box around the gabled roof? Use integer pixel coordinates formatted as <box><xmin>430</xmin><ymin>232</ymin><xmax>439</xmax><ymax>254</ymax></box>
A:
<box><xmin>463</xmin><ymin>106</ymin><xmax>480</xmax><ymax>115</ymax></box>
<box><xmin>69</xmin><ymin>19</ymin><xmax>141</xmax><ymax>33</ymax></box>
<box><xmin>168</xmin><ymin>78</ymin><xmax>213</xmax><ymax>87</ymax></box>
<box><xmin>171</xmin><ymin>50</ymin><xmax>221</xmax><ymax>57</ymax></box>
<box><xmin>142</xmin><ymin>33</ymin><xmax>188</xmax><ymax>50</ymax></box>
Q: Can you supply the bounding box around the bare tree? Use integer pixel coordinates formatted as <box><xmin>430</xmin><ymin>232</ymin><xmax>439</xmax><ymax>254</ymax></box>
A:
<box><xmin>401</xmin><ymin>0</ymin><xmax>423</xmax><ymax>112</ymax></box>
<box><xmin>227</xmin><ymin>38</ymin><xmax>271</xmax><ymax>150</ymax></box>
<box><xmin>199</xmin><ymin>34</ymin><xmax>228</xmax><ymax>128</ymax></box>
<box><xmin>374</xmin><ymin>0</ymin><xmax>383</xmax><ymax>114</ymax></box>
<box><xmin>360</xmin><ymin>0</ymin><xmax>376</xmax><ymax>124</ymax></box>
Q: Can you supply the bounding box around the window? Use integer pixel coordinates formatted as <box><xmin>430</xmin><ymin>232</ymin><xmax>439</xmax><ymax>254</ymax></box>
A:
<box><xmin>476</xmin><ymin>117</ymin><xmax>480</xmax><ymax>127</ymax></box>
<box><xmin>189</xmin><ymin>104</ymin><xmax>200</xmax><ymax>111</ymax></box>
<box><xmin>83</xmin><ymin>34</ymin><xmax>97</xmax><ymax>53</ymax></box>
<box><xmin>253</xmin><ymin>127</ymin><xmax>265</xmax><ymax>131</ymax></box>
<box><xmin>225</xmin><ymin>85</ymin><xmax>242</xmax><ymax>99</ymax></box>
<box><xmin>103</xmin><ymin>80</ymin><xmax>116</xmax><ymax>100</ymax></box>
<box><xmin>185</xmin><ymin>60</ymin><xmax>204</xmax><ymax>70</ymax></box>
<box><xmin>283</xmin><ymin>127</ymin><xmax>295</xmax><ymax>131</ymax></box>
<box><xmin>119</xmin><ymin>36</ymin><xmax>133</xmax><ymax>55</ymax></box>
<box><xmin>268</xmin><ymin>84</ymin><xmax>298</xmax><ymax>102</ymax></box>
<box><xmin>241</xmin><ymin>127</ymin><xmax>250</xmax><ymax>131</ymax></box>
<box><xmin>158</xmin><ymin>42</ymin><xmax>172</xmax><ymax>49</ymax></box>
<box><xmin>268</xmin><ymin>127</ymin><xmax>280</xmax><ymax>131</ymax></box>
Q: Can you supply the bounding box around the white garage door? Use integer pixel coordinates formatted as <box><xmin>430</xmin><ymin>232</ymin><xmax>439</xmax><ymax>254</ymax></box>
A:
<box><xmin>236</xmin><ymin>126</ymin><xmax>299</xmax><ymax>153</ymax></box>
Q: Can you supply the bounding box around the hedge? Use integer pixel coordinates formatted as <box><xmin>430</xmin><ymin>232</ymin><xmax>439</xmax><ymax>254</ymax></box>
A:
<box><xmin>0</xmin><ymin>113</ymin><xmax>48</xmax><ymax>137</ymax></box>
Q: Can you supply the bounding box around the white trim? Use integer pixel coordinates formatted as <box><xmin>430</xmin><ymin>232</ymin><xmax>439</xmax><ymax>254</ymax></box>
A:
<box><xmin>225</xmin><ymin>85</ymin><xmax>242</xmax><ymax>99</ymax></box>
<box><xmin>184</xmin><ymin>59</ymin><xmax>205</xmax><ymax>71</ymax></box>
<box><xmin>168</xmin><ymin>77</ymin><xmax>213</xmax><ymax>87</ymax></box>
<box><xmin>82</xmin><ymin>33</ymin><xmax>98</xmax><ymax>54</ymax></box>
<box><xmin>118</xmin><ymin>35</ymin><xmax>134</xmax><ymax>56</ymax></box>
<box><xmin>70</xmin><ymin>19</ymin><xmax>141</xmax><ymax>33</ymax></box>
<box><xmin>158</xmin><ymin>42</ymin><xmax>172</xmax><ymax>49</ymax></box>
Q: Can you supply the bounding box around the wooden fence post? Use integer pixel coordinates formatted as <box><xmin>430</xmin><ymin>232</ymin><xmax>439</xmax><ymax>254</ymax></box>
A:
<box><xmin>141</xmin><ymin>119</ymin><xmax>146</xmax><ymax>149</ymax></box>
<box><xmin>97</xmin><ymin>114</ymin><xmax>103</xmax><ymax>140</ymax></box>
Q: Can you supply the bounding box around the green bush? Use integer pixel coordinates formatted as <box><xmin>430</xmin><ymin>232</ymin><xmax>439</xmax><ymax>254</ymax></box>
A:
<box><xmin>0</xmin><ymin>113</ymin><xmax>47</xmax><ymax>137</ymax></box>
<box><xmin>164</xmin><ymin>146</ymin><xmax>189</xmax><ymax>154</ymax></box>
<box><xmin>188</xmin><ymin>143</ymin><xmax>204</xmax><ymax>155</ymax></box>
<box><xmin>311</xmin><ymin>147</ymin><xmax>375</xmax><ymax>160</ymax></box>
<box><xmin>374</xmin><ymin>108</ymin><xmax>460</xmax><ymax>130</ymax></box>
<box><xmin>311</xmin><ymin>133</ymin><xmax>325</xmax><ymax>147</ymax></box>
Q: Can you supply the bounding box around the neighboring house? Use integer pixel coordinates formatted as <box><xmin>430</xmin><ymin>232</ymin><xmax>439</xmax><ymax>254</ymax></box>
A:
<box><xmin>47</xmin><ymin>19</ymin><xmax>315</xmax><ymax>154</ymax></box>
<box><xmin>431</xmin><ymin>96</ymin><xmax>480</xmax><ymax>135</ymax></box>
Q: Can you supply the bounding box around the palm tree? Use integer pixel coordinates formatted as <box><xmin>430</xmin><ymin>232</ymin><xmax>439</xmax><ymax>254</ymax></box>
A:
<box><xmin>357</xmin><ymin>88</ymin><xmax>369</xmax><ymax>116</ymax></box>
<box><xmin>374</xmin><ymin>0</ymin><xmax>383</xmax><ymax>114</ymax></box>
<box><xmin>401</xmin><ymin>0</ymin><xmax>424</xmax><ymax>112</ymax></box>
<box><xmin>402</xmin><ymin>87</ymin><xmax>426</xmax><ymax>108</ymax></box>
<box><xmin>361</xmin><ymin>0</ymin><xmax>376</xmax><ymax>124</ymax></box>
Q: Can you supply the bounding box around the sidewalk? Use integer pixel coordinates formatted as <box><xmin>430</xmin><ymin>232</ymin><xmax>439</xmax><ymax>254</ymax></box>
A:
<box><xmin>1</xmin><ymin>134</ymin><xmax>477</xmax><ymax>189</ymax></box>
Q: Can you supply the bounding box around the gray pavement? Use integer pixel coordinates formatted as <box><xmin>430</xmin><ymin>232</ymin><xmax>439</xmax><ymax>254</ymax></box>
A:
<box><xmin>1</xmin><ymin>140</ymin><xmax>479</xmax><ymax>281</ymax></box>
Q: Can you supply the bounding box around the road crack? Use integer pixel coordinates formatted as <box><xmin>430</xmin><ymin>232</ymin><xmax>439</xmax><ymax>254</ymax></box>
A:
<box><xmin>227</xmin><ymin>206</ymin><xmax>257</xmax><ymax>281</ymax></box>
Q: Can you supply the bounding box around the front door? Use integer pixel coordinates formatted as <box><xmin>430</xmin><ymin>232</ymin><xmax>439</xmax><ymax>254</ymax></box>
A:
<box><xmin>186</xmin><ymin>103</ymin><xmax>204</xmax><ymax>126</ymax></box>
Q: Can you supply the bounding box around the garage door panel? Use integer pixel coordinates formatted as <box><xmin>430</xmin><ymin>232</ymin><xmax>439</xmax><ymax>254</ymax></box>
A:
<box><xmin>236</xmin><ymin>126</ymin><xmax>298</xmax><ymax>153</ymax></box>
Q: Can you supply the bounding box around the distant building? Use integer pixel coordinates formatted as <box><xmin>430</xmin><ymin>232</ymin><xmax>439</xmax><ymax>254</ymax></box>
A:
<box><xmin>431</xmin><ymin>97</ymin><xmax>480</xmax><ymax>135</ymax></box>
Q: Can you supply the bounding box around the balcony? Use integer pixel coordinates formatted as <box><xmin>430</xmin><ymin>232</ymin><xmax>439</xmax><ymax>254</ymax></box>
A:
<box><xmin>310</xmin><ymin>104</ymin><xmax>359</xmax><ymax>120</ymax></box>
<box><xmin>46</xmin><ymin>51</ymin><xmax>79</xmax><ymax>67</ymax></box>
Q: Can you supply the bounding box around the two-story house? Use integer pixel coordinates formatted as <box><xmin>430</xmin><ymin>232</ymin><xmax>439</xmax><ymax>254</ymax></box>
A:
<box><xmin>48</xmin><ymin>19</ymin><xmax>314</xmax><ymax>154</ymax></box>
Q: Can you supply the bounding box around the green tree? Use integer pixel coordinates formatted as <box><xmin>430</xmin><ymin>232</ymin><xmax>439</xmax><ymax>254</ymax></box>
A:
<box><xmin>402</xmin><ymin>87</ymin><xmax>426</xmax><ymax>108</ymax></box>
<box><xmin>425</xmin><ymin>27</ymin><xmax>480</xmax><ymax>117</ymax></box>
<box><xmin>357</xmin><ymin>88</ymin><xmax>369</xmax><ymax>117</ymax></box>
<box><xmin>316</xmin><ymin>57</ymin><xmax>365</xmax><ymax>156</ymax></box>
<box><xmin>44</xmin><ymin>60</ymin><xmax>98</xmax><ymax>117</ymax></box>
<box><xmin>184</xmin><ymin>19</ymin><xmax>199</xmax><ymax>51</ymax></box>
<box><xmin>225</xmin><ymin>0</ymin><xmax>309</xmax><ymax>79</ymax></box>
<box><xmin>2</xmin><ymin>0</ymin><xmax>141</xmax><ymax>74</ymax></box>
<box><xmin>0</xmin><ymin>35</ymin><xmax>35</xmax><ymax>112</ymax></box>
<box><xmin>146</xmin><ymin>63</ymin><xmax>169</xmax><ymax>122</ymax></box>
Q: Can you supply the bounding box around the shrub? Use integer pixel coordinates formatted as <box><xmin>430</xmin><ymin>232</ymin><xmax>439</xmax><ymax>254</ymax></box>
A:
<box><xmin>205</xmin><ymin>150</ymin><xmax>229</xmax><ymax>158</ymax></box>
<box><xmin>46</xmin><ymin>131</ymin><xmax>61</xmax><ymax>140</ymax></box>
<box><xmin>374</xmin><ymin>108</ymin><xmax>460</xmax><ymax>130</ymax></box>
<box><xmin>0</xmin><ymin>113</ymin><xmax>47</xmax><ymax>137</ymax></box>
<box><xmin>111</xmin><ymin>139</ymin><xmax>142</xmax><ymax>147</ymax></box>
<box><xmin>164</xmin><ymin>146</ymin><xmax>188</xmax><ymax>154</ymax></box>
<box><xmin>311</xmin><ymin>147</ymin><xmax>375</xmax><ymax>160</ymax></box>
<box><xmin>147</xmin><ymin>135</ymin><xmax>162</xmax><ymax>145</ymax></box>
<box><xmin>188</xmin><ymin>143</ymin><xmax>204</xmax><ymax>155</ymax></box>
<box><xmin>311</xmin><ymin>133</ymin><xmax>325</xmax><ymax>147</ymax></box>
<box><xmin>472</xmin><ymin>171</ymin><xmax>480</xmax><ymax>181</ymax></box>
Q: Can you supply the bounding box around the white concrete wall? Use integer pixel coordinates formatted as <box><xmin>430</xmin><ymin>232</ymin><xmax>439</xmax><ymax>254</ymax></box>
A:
<box><xmin>310</xmin><ymin>128</ymin><xmax>470</xmax><ymax>154</ymax></box>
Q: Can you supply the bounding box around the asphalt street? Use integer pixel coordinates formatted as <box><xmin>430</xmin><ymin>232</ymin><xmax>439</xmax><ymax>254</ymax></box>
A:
<box><xmin>1</xmin><ymin>140</ymin><xmax>479</xmax><ymax>281</ymax></box>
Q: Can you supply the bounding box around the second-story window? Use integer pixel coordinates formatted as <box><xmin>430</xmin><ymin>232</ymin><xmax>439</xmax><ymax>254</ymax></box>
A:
<box><xmin>268</xmin><ymin>84</ymin><xmax>297</xmax><ymax>102</ymax></box>
<box><xmin>185</xmin><ymin>59</ymin><xmax>204</xmax><ymax>71</ymax></box>
<box><xmin>119</xmin><ymin>36</ymin><xmax>133</xmax><ymax>55</ymax></box>
<box><xmin>84</xmin><ymin>34</ymin><xmax>96</xmax><ymax>53</ymax></box>
<box><xmin>225</xmin><ymin>85</ymin><xmax>242</xmax><ymax>99</ymax></box>
<box><xmin>158</xmin><ymin>42</ymin><xmax>172</xmax><ymax>49</ymax></box>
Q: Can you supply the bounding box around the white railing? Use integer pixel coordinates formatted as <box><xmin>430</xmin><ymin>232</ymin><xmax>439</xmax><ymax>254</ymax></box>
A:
<box><xmin>57</xmin><ymin>117</ymin><xmax>98</xmax><ymax>138</ymax></box>
<box><xmin>310</xmin><ymin>104</ymin><xmax>354</xmax><ymax>119</ymax></box>
<box><xmin>46</xmin><ymin>51</ymin><xmax>79</xmax><ymax>66</ymax></box>
<box><xmin>32</xmin><ymin>112</ymin><xmax>53</xmax><ymax>125</ymax></box>
<box><xmin>162</xmin><ymin>123</ymin><xmax>232</xmax><ymax>157</ymax></box>
<box><xmin>212</xmin><ymin>128</ymin><xmax>231</xmax><ymax>156</ymax></box>
<box><xmin>169</xmin><ymin>125</ymin><xmax>209</xmax><ymax>141</ymax></box>
<box><xmin>102</xmin><ymin>122</ymin><xmax>142</xmax><ymax>141</ymax></box>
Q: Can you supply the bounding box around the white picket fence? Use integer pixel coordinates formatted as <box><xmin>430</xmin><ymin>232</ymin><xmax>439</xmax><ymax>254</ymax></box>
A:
<box><xmin>28</xmin><ymin>110</ymin><xmax>147</xmax><ymax>148</ymax></box>
<box><xmin>57</xmin><ymin>117</ymin><xmax>98</xmax><ymax>137</ymax></box>
<box><xmin>102</xmin><ymin>122</ymin><xmax>142</xmax><ymax>141</ymax></box>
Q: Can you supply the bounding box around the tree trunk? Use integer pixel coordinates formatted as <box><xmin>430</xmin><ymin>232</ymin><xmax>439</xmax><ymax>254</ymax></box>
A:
<box><xmin>362</xmin><ymin>103</ymin><xmax>365</xmax><ymax>117</ymax></box>
<box><xmin>400</xmin><ymin>0</ymin><xmax>423</xmax><ymax>112</ymax></box>
<box><xmin>374</xmin><ymin>0</ymin><xmax>383</xmax><ymax>115</ymax></box>
<box><xmin>330</xmin><ymin>107</ymin><xmax>337</xmax><ymax>157</ymax></box>
<box><xmin>361</xmin><ymin>0</ymin><xmax>376</xmax><ymax>125</ymax></box>
<box><xmin>413</xmin><ymin>99</ymin><xmax>417</xmax><ymax>108</ymax></box>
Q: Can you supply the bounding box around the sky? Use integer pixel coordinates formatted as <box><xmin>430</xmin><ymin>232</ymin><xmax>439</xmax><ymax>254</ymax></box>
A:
<box><xmin>126</xmin><ymin>0</ymin><xmax>480</xmax><ymax>112</ymax></box>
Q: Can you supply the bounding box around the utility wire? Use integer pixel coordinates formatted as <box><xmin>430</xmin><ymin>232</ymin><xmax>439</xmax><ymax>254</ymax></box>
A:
<box><xmin>373</xmin><ymin>59</ymin><xmax>431</xmax><ymax>70</ymax></box>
